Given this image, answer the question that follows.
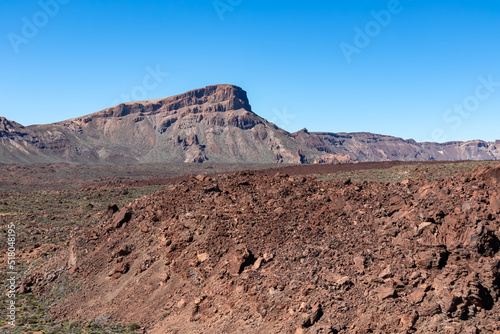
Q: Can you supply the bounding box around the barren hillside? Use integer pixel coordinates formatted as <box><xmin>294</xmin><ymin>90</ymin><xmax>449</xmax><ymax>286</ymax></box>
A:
<box><xmin>1</xmin><ymin>85</ymin><xmax>499</xmax><ymax>164</ymax></box>
<box><xmin>20</xmin><ymin>164</ymin><xmax>500</xmax><ymax>333</ymax></box>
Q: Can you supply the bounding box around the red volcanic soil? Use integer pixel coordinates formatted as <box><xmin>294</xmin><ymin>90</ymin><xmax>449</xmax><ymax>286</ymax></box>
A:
<box><xmin>81</xmin><ymin>160</ymin><xmax>467</xmax><ymax>190</ymax></box>
<box><xmin>24</xmin><ymin>163</ymin><xmax>500</xmax><ymax>333</ymax></box>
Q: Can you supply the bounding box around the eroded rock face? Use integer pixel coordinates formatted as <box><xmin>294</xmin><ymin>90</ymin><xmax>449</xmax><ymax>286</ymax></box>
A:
<box><xmin>0</xmin><ymin>117</ymin><xmax>25</xmax><ymax>135</ymax></box>
<box><xmin>474</xmin><ymin>164</ymin><xmax>500</xmax><ymax>184</ymax></box>
<box><xmin>304</xmin><ymin>132</ymin><xmax>500</xmax><ymax>163</ymax></box>
<box><xmin>27</xmin><ymin>165</ymin><xmax>500</xmax><ymax>333</ymax></box>
<box><xmin>313</xmin><ymin>153</ymin><xmax>354</xmax><ymax>164</ymax></box>
<box><xmin>2</xmin><ymin>85</ymin><xmax>500</xmax><ymax>164</ymax></box>
<box><xmin>0</xmin><ymin>85</ymin><xmax>314</xmax><ymax>164</ymax></box>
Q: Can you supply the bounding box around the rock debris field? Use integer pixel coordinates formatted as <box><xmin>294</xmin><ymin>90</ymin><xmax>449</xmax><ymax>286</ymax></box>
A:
<box><xmin>24</xmin><ymin>164</ymin><xmax>500</xmax><ymax>333</ymax></box>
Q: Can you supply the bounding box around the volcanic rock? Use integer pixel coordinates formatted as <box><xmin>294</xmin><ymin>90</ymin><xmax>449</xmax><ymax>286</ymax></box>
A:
<box><xmin>112</xmin><ymin>207</ymin><xmax>132</xmax><ymax>229</ymax></box>
<box><xmin>25</xmin><ymin>164</ymin><xmax>500</xmax><ymax>333</ymax></box>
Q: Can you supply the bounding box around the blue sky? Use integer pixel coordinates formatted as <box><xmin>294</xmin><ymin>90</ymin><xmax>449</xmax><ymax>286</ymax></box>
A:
<box><xmin>1</xmin><ymin>0</ymin><xmax>499</xmax><ymax>143</ymax></box>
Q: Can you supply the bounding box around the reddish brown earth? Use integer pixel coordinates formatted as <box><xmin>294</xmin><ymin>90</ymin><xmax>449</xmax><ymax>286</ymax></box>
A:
<box><xmin>0</xmin><ymin>160</ymin><xmax>459</xmax><ymax>192</ymax></box>
<box><xmin>0</xmin><ymin>162</ymin><xmax>283</xmax><ymax>191</ymax></box>
<box><xmin>23</xmin><ymin>164</ymin><xmax>500</xmax><ymax>333</ymax></box>
<box><xmin>81</xmin><ymin>160</ymin><xmax>472</xmax><ymax>191</ymax></box>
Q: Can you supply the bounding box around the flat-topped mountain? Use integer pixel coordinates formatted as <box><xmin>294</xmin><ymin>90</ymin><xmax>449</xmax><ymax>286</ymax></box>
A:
<box><xmin>0</xmin><ymin>85</ymin><xmax>312</xmax><ymax>164</ymax></box>
<box><xmin>0</xmin><ymin>85</ymin><xmax>499</xmax><ymax>164</ymax></box>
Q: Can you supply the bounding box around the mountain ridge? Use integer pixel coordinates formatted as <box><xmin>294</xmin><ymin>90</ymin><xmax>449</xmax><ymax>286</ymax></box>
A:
<box><xmin>1</xmin><ymin>84</ymin><xmax>499</xmax><ymax>164</ymax></box>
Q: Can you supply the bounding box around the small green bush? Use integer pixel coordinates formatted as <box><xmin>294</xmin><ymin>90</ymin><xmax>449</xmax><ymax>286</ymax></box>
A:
<box><xmin>128</xmin><ymin>322</ymin><xmax>141</xmax><ymax>331</ymax></box>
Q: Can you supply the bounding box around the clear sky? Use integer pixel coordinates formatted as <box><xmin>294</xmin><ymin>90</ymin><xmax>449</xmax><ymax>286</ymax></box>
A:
<box><xmin>1</xmin><ymin>0</ymin><xmax>499</xmax><ymax>143</ymax></box>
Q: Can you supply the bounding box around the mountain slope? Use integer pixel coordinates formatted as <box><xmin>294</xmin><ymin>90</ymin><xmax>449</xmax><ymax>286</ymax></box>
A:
<box><xmin>0</xmin><ymin>85</ymin><xmax>315</xmax><ymax>164</ymax></box>
<box><xmin>292</xmin><ymin>130</ymin><xmax>500</xmax><ymax>163</ymax></box>
<box><xmin>0</xmin><ymin>85</ymin><xmax>499</xmax><ymax>164</ymax></box>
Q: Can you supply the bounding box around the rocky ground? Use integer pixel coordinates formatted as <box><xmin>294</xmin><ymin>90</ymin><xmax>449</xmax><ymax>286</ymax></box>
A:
<box><xmin>0</xmin><ymin>162</ymin><xmax>287</xmax><ymax>192</ymax></box>
<box><xmin>0</xmin><ymin>160</ymin><xmax>482</xmax><ymax>192</ymax></box>
<box><xmin>0</xmin><ymin>161</ymin><xmax>498</xmax><ymax>333</ymax></box>
<box><xmin>0</xmin><ymin>161</ymin><xmax>497</xmax><ymax>333</ymax></box>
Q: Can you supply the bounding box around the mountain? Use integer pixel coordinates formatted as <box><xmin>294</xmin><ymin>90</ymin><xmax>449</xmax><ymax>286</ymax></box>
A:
<box><xmin>292</xmin><ymin>130</ymin><xmax>500</xmax><ymax>163</ymax></box>
<box><xmin>0</xmin><ymin>84</ymin><xmax>499</xmax><ymax>164</ymax></box>
<box><xmin>0</xmin><ymin>85</ymin><xmax>318</xmax><ymax>164</ymax></box>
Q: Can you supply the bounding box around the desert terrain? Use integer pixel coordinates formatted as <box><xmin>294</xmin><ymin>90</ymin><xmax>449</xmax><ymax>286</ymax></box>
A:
<box><xmin>4</xmin><ymin>0</ymin><xmax>500</xmax><ymax>333</ymax></box>
<box><xmin>1</xmin><ymin>83</ymin><xmax>500</xmax><ymax>334</ymax></box>
<box><xmin>1</xmin><ymin>160</ymin><xmax>499</xmax><ymax>333</ymax></box>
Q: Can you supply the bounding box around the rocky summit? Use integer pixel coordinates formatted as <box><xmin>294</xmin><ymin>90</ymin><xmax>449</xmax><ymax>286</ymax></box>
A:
<box><xmin>1</xmin><ymin>84</ymin><xmax>499</xmax><ymax>164</ymax></box>
<box><xmin>21</xmin><ymin>164</ymin><xmax>500</xmax><ymax>333</ymax></box>
<box><xmin>0</xmin><ymin>85</ymin><xmax>315</xmax><ymax>164</ymax></box>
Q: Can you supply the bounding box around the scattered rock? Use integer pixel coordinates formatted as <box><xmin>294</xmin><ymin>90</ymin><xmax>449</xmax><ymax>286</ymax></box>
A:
<box><xmin>415</xmin><ymin>247</ymin><xmax>449</xmax><ymax>269</ymax></box>
<box><xmin>377</xmin><ymin>286</ymin><xmax>397</xmax><ymax>300</ymax></box>
<box><xmin>108</xmin><ymin>262</ymin><xmax>129</xmax><ymax>279</ymax></box>
<box><xmin>177</xmin><ymin>298</ymin><xmax>186</xmax><ymax>309</ymax></box>
<box><xmin>25</xmin><ymin>164</ymin><xmax>500</xmax><ymax>333</ymax></box>
<box><xmin>112</xmin><ymin>207</ymin><xmax>132</xmax><ymax>229</ymax></box>
<box><xmin>301</xmin><ymin>304</ymin><xmax>323</xmax><ymax>328</ymax></box>
<box><xmin>252</xmin><ymin>256</ymin><xmax>264</xmax><ymax>270</ymax></box>
<box><xmin>379</xmin><ymin>264</ymin><xmax>393</xmax><ymax>279</ymax></box>
<box><xmin>197</xmin><ymin>252</ymin><xmax>209</xmax><ymax>263</ymax></box>
<box><xmin>490</xmin><ymin>197</ymin><xmax>500</xmax><ymax>213</ymax></box>
<box><xmin>228</xmin><ymin>246</ymin><xmax>254</xmax><ymax>276</ymax></box>
<box><xmin>409</xmin><ymin>288</ymin><xmax>427</xmax><ymax>304</ymax></box>
<box><xmin>354</xmin><ymin>256</ymin><xmax>366</xmax><ymax>273</ymax></box>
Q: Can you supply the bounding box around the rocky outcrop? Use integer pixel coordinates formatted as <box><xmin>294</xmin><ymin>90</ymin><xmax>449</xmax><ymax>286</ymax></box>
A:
<box><xmin>26</xmin><ymin>165</ymin><xmax>500</xmax><ymax>333</ymax></box>
<box><xmin>308</xmin><ymin>132</ymin><xmax>500</xmax><ymax>162</ymax></box>
<box><xmin>0</xmin><ymin>85</ymin><xmax>312</xmax><ymax>164</ymax></box>
<box><xmin>313</xmin><ymin>153</ymin><xmax>354</xmax><ymax>164</ymax></box>
<box><xmin>0</xmin><ymin>117</ymin><xmax>25</xmax><ymax>136</ymax></box>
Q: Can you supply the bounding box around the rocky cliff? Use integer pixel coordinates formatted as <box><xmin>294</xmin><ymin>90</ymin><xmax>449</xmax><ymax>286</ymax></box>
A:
<box><xmin>0</xmin><ymin>85</ymin><xmax>499</xmax><ymax>164</ymax></box>
<box><xmin>0</xmin><ymin>85</ymin><xmax>314</xmax><ymax>164</ymax></box>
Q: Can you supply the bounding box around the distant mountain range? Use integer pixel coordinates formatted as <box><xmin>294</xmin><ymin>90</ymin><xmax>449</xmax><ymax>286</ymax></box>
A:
<box><xmin>1</xmin><ymin>84</ymin><xmax>499</xmax><ymax>164</ymax></box>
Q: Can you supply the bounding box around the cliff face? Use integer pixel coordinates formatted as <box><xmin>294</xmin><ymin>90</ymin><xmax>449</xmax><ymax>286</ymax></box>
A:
<box><xmin>0</xmin><ymin>85</ymin><xmax>312</xmax><ymax>164</ymax></box>
<box><xmin>307</xmin><ymin>132</ymin><xmax>500</xmax><ymax>162</ymax></box>
<box><xmin>0</xmin><ymin>85</ymin><xmax>499</xmax><ymax>164</ymax></box>
<box><xmin>0</xmin><ymin>117</ymin><xmax>24</xmax><ymax>135</ymax></box>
